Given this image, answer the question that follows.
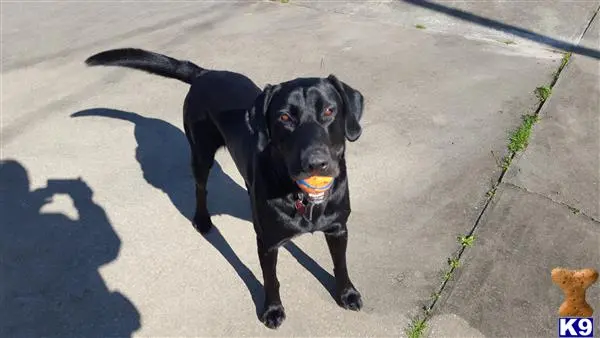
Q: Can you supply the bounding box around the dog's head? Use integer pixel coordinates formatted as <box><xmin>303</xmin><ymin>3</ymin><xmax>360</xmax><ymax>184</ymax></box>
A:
<box><xmin>247</xmin><ymin>75</ymin><xmax>364</xmax><ymax>181</ymax></box>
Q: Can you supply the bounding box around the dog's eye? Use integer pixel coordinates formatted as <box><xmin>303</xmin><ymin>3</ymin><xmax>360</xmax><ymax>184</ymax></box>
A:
<box><xmin>324</xmin><ymin>107</ymin><xmax>334</xmax><ymax>117</ymax></box>
<box><xmin>279</xmin><ymin>113</ymin><xmax>291</xmax><ymax>122</ymax></box>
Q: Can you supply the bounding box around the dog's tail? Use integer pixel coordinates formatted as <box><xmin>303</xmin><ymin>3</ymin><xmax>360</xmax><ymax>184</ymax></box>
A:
<box><xmin>85</xmin><ymin>48</ymin><xmax>206</xmax><ymax>84</ymax></box>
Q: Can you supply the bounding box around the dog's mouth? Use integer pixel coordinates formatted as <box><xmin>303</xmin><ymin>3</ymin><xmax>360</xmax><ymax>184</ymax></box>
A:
<box><xmin>303</xmin><ymin>189</ymin><xmax>331</xmax><ymax>204</ymax></box>
<box><xmin>290</xmin><ymin>166</ymin><xmax>340</xmax><ymax>182</ymax></box>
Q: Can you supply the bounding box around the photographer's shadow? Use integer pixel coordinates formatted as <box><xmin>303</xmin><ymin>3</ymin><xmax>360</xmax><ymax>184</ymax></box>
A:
<box><xmin>0</xmin><ymin>160</ymin><xmax>140</xmax><ymax>337</ymax></box>
<box><xmin>71</xmin><ymin>108</ymin><xmax>337</xmax><ymax>315</ymax></box>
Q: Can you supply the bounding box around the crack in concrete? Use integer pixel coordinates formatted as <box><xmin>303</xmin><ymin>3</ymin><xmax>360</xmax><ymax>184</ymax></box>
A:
<box><xmin>413</xmin><ymin>7</ymin><xmax>600</xmax><ymax>336</ymax></box>
<box><xmin>501</xmin><ymin>181</ymin><xmax>600</xmax><ymax>225</ymax></box>
<box><xmin>419</xmin><ymin>56</ymin><xmax>564</xmax><ymax>328</ymax></box>
<box><xmin>578</xmin><ymin>3</ymin><xmax>600</xmax><ymax>43</ymax></box>
<box><xmin>280</xmin><ymin>1</ymin><xmax>600</xmax><ymax>334</ymax></box>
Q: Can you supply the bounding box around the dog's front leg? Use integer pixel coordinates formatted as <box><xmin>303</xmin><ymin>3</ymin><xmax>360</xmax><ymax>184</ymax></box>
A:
<box><xmin>257</xmin><ymin>241</ymin><xmax>286</xmax><ymax>329</ymax></box>
<box><xmin>325</xmin><ymin>230</ymin><xmax>363</xmax><ymax>311</ymax></box>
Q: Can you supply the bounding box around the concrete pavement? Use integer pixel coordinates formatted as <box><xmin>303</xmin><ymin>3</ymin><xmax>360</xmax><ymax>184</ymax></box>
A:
<box><xmin>428</xmin><ymin>11</ymin><xmax>600</xmax><ymax>337</ymax></box>
<box><xmin>1</xmin><ymin>1</ymin><xmax>598</xmax><ymax>337</ymax></box>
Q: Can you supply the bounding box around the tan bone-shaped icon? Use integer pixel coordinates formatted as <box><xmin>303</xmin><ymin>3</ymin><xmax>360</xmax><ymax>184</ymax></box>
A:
<box><xmin>551</xmin><ymin>267</ymin><xmax>598</xmax><ymax>317</ymax></box>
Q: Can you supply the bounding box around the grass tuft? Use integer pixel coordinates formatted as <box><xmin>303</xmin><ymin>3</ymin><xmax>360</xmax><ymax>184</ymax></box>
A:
<box><xmin>486</xmin><ymin>186</ymin><xmax>497</xmax><ymax>198</ymax></box>
<box><xmin>415</xmin><ymin>24</ymin><xmax>426</xmax><ymax>29</ymax></box>
<box><xmin>508</xmin><ymin>114</ymin><xmax>538</xmax><ymax>153</ymax></box>
<box><xmin>443</xmin><ymin>270</ymin><xmax>452</xmax><ymax>282</ymax></box>
<box><xmin>503</xmin><ymin>40</ymin><xmax>516</xmax><ymax>45</ymax></box>
<box><xmin>560</xmin><ymin>52</ymin><xmax>572</xmax><ymax>71</ymax></box>
<box><xmin>501</xmin><ymin>155</ymin><xmax>512</xmax><ymax>170</ymax></box>
<box><xmin>406</xmin><ymin>318</ymin><xmax>428</xmax><ymax>338</ymax></box>
<box><xmin>535</xmin><ymin>86</ymin><xmax>552</xmax><ymax>101</ymax></box>
<box><xmin>458</xmin><ymin>235</ymin><xmax>476</xmax><ymax>247</ymax></box>
<box><xmin>448</xmin><ymin>257</ymin><xmax>460</xmax><ymax>269</ymax></box>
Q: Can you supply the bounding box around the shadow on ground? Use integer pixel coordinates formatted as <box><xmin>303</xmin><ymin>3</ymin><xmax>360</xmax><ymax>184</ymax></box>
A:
<box><xmin>0</xmin><ymin>159</ymin><xmax>140</xmax><ymax>337</ymax></box>
<box><xmin>72</xmin><ymin>108</ymin><xmax>336</xmax><ymax>315</ymax></box>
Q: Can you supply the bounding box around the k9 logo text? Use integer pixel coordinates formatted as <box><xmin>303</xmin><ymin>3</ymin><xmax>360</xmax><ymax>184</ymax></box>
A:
<box><xmin>559</xmin><ymin>318</ymin><xmax>594</xmax><ymax>338</ymax></box>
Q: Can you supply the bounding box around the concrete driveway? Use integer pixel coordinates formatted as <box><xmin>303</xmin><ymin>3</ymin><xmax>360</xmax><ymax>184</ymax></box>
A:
<box><xmin>2</xmin><ymin>1</ymin><xmax>599</xmax><ymax>337</ymax></box>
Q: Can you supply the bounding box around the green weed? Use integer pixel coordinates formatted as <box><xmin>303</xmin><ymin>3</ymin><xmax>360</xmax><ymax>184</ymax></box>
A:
<box><xmin>406</xmin><ymin>318</ymin><xmax>427</xmax><ymax>338</ymax></box>
<box><xmin>458</xmin><ymin>235</ymin><xmax>476</xmax><ymax>247</ymax></box>
<box><xmin>508</xmin><ymin>114</ymin><xmax>538</xmax><ymax>153</ymax></box>
<box><xmin>535</xmin><ymin>86</ymin><xmax>552</xmax><ymax>101</ymax></box>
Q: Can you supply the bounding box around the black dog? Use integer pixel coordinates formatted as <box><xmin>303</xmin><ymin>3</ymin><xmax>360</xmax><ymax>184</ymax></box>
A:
<box><xmin>85</xmin><ymin>48</ymin><xmax>364</xmax><ymax>329</ymax></box>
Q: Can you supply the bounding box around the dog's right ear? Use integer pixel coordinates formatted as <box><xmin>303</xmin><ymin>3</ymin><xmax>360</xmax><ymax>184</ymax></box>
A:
<box><xmin>246</xmin><ymin>84</ymin><xmax>278</xmax><ymax>152</ymax></box>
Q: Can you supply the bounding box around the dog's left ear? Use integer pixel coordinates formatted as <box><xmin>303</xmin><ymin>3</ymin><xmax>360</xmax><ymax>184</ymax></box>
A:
<box><xmin>247</xmin><ymin>84</ymin><xmax>279</xmax><ymax>152</ymax></box>
<box><xmin>327</xmin><ymin>74</ymin><xmax>364</xmax><ymax>142</ymax></box>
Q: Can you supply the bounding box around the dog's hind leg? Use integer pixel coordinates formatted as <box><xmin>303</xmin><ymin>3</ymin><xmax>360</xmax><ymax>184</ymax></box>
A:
<box><xmin>184</xmin><ymin>119</ymin><xmax>224</xmax><ymax>234</ymax></box>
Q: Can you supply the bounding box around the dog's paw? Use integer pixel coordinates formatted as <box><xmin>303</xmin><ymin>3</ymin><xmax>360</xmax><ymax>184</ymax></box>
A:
<box><xmin>192</xmin><ymin>213</ymin><xmax>213</xmax><ymax>234</ymax></box>
<box><xmin>261</xmin><ymin>304</ymin><xmax>286</xmax><ymax>329</ymax></box>
<box><xmin>339</xmin><ymin>287</ymin><xmax>363</xmax><ymax>311</ymax></box>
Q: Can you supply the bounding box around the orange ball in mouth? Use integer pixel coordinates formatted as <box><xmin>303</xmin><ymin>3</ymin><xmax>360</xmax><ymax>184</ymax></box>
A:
<box><xmin>296</xmin><ymin>176</ymin><xmax>335</xmax><ymax>198</ymax></box>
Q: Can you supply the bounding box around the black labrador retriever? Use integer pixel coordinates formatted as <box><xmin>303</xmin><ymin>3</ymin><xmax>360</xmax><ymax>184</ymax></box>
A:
<box><xmin>85</xmin><ymin>48</ymin><xmax>364</xmax><ymax>329</ymax></box>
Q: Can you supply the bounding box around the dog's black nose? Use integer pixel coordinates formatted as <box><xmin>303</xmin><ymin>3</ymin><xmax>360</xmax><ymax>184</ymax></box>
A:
<box><xmin>309</xmin><ymin>159</ymin><xmax>329</xmax><ymax>171</ymax></box>
<box><xmin>304</xmin><ymin>153</ymin><xmax>330</xmax><ymax>173</ymax></box>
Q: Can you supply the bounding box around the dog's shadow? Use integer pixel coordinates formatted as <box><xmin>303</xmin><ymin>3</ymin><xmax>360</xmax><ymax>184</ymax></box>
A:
<box><xmin>71</xmin><ymin>108</ymin><xmax>336</xmax><ymax>316</ymax></box>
